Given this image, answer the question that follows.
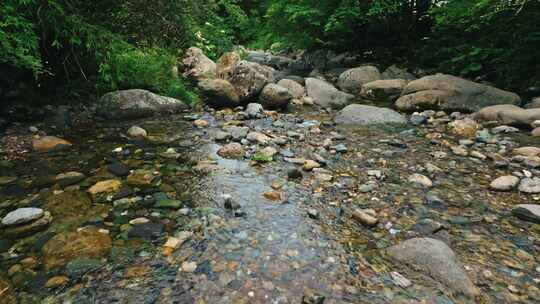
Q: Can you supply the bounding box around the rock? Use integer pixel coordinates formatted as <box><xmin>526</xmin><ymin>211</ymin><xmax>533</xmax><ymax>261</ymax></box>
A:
<box><xmin>259</xmin><ymin>83</ymin><xmax>292</xmax><ymax>109</ymax></box>
<box><xmin>45</xmin><ymin>191</ymin><xmax>92</xmax><ymax>222</ymax></box>
<box><xmin>307</xmin><ymin>209</ymin><xmax>320</xmax><ymax>220</ymax></box>
<box><xmin>55</xmin><ymin>171</ymin><xmax>86</xmax><ymax>187</ymax></box>
<box><xmin>514</xmin><ymin>147</ymin><xmax>540</xmax><ymax>157</ymax></box>
<box><xmin>246</xmin><ymin>132</ymin><xmax>270</xmax><ymax>145</ymax></box>
<box><xmin>212</xmin><ymin>130</ymin><xmax>231</xmax><ymax>141</ymax></box>
<box><xmin>226</xmin><ymin>60</ymin><xmax>274</xmax><ymax>101</ymax></box>
<box><xmin>42</xmin><ymin>228</ymin><xmax>112</xmax><ymax>269</ymax></box>
<box><xmin>0</xmin><ymin>176</ymin><xmax>17</xmax><ymax>185</ymax></box>
<box><xmin>472</xmin><ymin>104</ymin><xmax>523</xmax><ymax>121</ymax></box>
<box><xmin>519</xmin><ymin>177</ymin><xmax>540</xmax><ymax>193</ymax></box>
<box><xmin>302</xmin><ymin>289</ymin><xmax>325</xmax><ymax>304</ymax></box>
<box><xmin>181</xmin><ymin>47</ymin><xmax>217</xmax><ymax>80</ymax></box>
<box><xmin>525</xmin><ymin>97</ymin><xmax>540</xmax><ymax>109</ymax></box>
<box><xmin>127</xmin><ymin>169</ymin><xmax>157</xmax><ymax>188</ymax></box>
<box><xmin>193</xmin><ymin>119</ymin><xmax>209</xmax><ymax>128</ymax></box>
<box><xmin>97</xmin><ymin>89</ymin><xmax>188</xmax><ymax>119</ymax></box>
<box><xmin>450</xmin><ymin>145</ymin><xmax>469</xmax><ymax>157</ymax></box>
<box><xmin>337</xmin><ymin>66</ymin><xmax>381</xmax><ymax>94</ymax></box>
<box><xmin>1</xmin><ymin>207</ymin><xmax>44</xmax><ymax>226</ymax></box>
<box><xmin>128</xmin><ymin>222</ymin><xmax>164</xmax><ymax>240</ymax></box>
<box><xmin>88</xmin><ymin>179</ymin><xmax>122</xmax><ymax>198</ymax></box>
<box><xmin>496</xmin><ymin>107</ymin><xmax>540</xmax><ymax>126</ymax></box>
<box><xmin>303</xmin><ymin>160</ymin><xmax>321</xmax><ymax>171</ymax></box>
<box><xmin>382</xmin><ymin>65</ymin><xmax>416</xmax><ymax>81</ymax></box>
<box><xmin>408</xmin><ymin>174</ymin><xmax>433</xmax><ymax>188</ymax></box>
<box><xmin>386</xmin><ymin>237</ymin><xmax>479</xmax><ymax>298</ymax></box>
<box><xmin>260</xmin><ymin>146</ymin><xmax>278</xmax><ymax>158</ymax></box>
<box><xmin>127</xmin><ymin>125</ymin><xmax>147</xmax><ymax>138</ymax></box>
<box><xmin>263</xmin><ymin>191</ymin><xmax>282</xmax><ymax>202</ymax></box>
<box><xmin>390</xmin><ymin>271</ymin><xmax>412</xmax><ymax>288</ymax></box>
<box><xmin>396</xmin><ymin>74</ymin><xmax>521</xmax><ymax>113</ymax></box>
<box><xmin>198</xmin><ymin>79</ymin><xmax>240</xmax><ymax>108</ymax></box>
<box><xmin>3</xmin><ymin>211</ymin><xmax>52</xmax><ymax>238</ymax></box>
<box><xmin>360</xmin><ymin>79</ymin><xmax>407</xmax><ymax>101</ymax></box>
<box><xmin>334</xmin><ymin>104</ymin><xmax>407</xmax><ymax>125</ymax></box>
<box><xmin>218</xmin><ymin>143</ymin><xmax>245</xmax><ymax>159</ymax></box>
<box><xmin>223</xmin><ymin>194</ymin><xmax>240</xmax><ymax>210</ymax></box>
<box><xmin>108</xmin><ymin>162</ymin><xmax>130</xmax><ymax>176</ymax></box>
<box><xmin>154</xmin><ymin>199</ymin><xmax>182</xmax><ymax>209</ymax></box>
<box><xmin>288</xmin><ymin>168</ymin><xmax>303</xmax><ymax>179</ymax></box>
<box><xmin>225</xmin><ymin>126</ymin><xmax>249</xmax><ymax>140</ymax></box>
<box><xmin>511</xmin><ymin>204</ymin><xmax>540</xmax><ymax>223</ymax></box>
<box><xmin>216</xmin><ymin>51</ymin><xmax>241</xmax><ymax>78</ymax></box>
<box><xmin>492</xmin><ymin>125</ymin><xmax>519</xmax><ymax>134</ymax></box>
<box><xmin>448</xmin><ymin>118</ymin><xmax>479</xmax><ymax>138</ymax></box>
<box><xmin>305</xmin><ymin>78</ymin><xmax>354</xmax><ymax>109</ymax></box>
<box><xmin>532</xmin><ymin>127</ymin><xmax>540</xmax><ymax>137</ymax></box>
<box><xmin>277</xmin><ymin>79</ymin><xmax>305</xmax><ymax>99</ymax></box>
<box><xmin>45</xmin><ymin>276</ymin><xmax>69</xmax><ymax>288</ymax></box>
<box><xmin>32</xmin><ymin>136</ymin><xmax>72</xmax><ymax>152</ymax></box>
<box><xmin>351</xmin><ymin>208</ymin><xmax>378</xmax><ymax>227</ymax></box>
<box><xmin>181</xmin><ymin>261</ymin><xmax>197</xmax><ymax>273</ymax></box>
<box><xmin>410</xmin><ymin>114</ymin><xmax>427</xmax><ymax>125</ymax></box>
<box><xmin>490</xmin><ymin>176</ymin><xmax>520</xmax><ymax>191</ymax></box>
<box><xmin>246</xmin><ymin>103</ymin><xmax>264</xmax><ymax>118</ymax></box>
<box><xmin>245</xmin><ymin>51</ymin><xmax>293</xmax><ymax>69</ymax></box>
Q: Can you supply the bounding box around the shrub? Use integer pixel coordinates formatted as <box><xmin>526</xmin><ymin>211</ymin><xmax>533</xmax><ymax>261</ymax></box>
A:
<box><xmin>97</xmin><ymin>47</ymin><xmax>198</xmax><ymax>104</ymax></box>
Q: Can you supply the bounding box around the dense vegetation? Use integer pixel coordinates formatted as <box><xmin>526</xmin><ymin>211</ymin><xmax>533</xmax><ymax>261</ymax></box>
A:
<box><xmin>1</xmin><ymin>0</ymin><xmax>539</xmax><ymax>104</ymax></box>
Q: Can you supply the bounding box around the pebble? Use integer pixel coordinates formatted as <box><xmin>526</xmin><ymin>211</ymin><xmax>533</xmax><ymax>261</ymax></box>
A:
<box><xmin>303</xmin><ymin>160</ymin><xmax>320</xmax><ymax>171</ymax></box>
<box><xmin>287</xmin><ymin>168</ymin><xmax>303</xmax><ymax>179</ymax></box>
<box><xmin>408</xmin><ymin>173</ymin><xmax>433</xmax><ymax>188</ymax></box>
<box><xmin>127</xmin><ymin>125</ymin><xmax>147</xmax><ymax>138</ymax></box>
<box><xmin>45</xmin><ymin>276</ymin><xmax>69</xmax><ymax>288</ymax></box>
<box><xmin>193</xmin><ymin>119</ymin><xmax>209</xmax><ymax>128</ymax></box>
<box><xmin>490</xmin><ymin>175</ymin><xmax>520</xmax><ymax>191</ymax></box>
<box><xmin>351</xmin><ymin>208</ymin><xmax>378</xmax><ymax>227</ymax></box>
<box><xmin>307</xmin><ymin>209</ymin><xmax>320</xmax><ymax>219</ymax></box>
<box><xmin>181</xmin><ymin>261</ymin><xmax>197</xmax><ymax>273</ymax></box>
<box><xmin>390</xmin><ymin>271</ymin><xmax>412</xmax><ymax>288</ymax></box>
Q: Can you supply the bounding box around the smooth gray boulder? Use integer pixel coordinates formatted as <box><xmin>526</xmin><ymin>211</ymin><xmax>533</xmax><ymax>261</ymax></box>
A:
<box><xmin>2</xmin><ymin>207</ymin><xmax>44</xmax><ymax>226</ymax></box>
<box><xmin>334</xmin><ymin>104</ymin><xmax>407</xmax><ymax>125</ymax></box>
<box><xmin>337</xmin><ymin>66</ymin><xmax>382</xmax><ymax>94</ymax></box>
<box><xmin>97</xmin><ymin>89</ymin><xmax>189</xmax><ymax>119</ymax></box>
<box><xmin>360</xmin><ymin>79</ymin><xmax>408</xmax><ymax>102</ymax></box>
<box><xmin>387</xmin><ymin>238</ymin><xmax>479</xmax><ymax>298</ymax></box>
<box><xmin>396</xmin><ymin>74</ymin><xmax>521</xmax><ymax>113</ymax></box>
<box><xmin>305</xmin><ymin>78</ymin><xmax>354</xmax><ymax>109</ymax></box>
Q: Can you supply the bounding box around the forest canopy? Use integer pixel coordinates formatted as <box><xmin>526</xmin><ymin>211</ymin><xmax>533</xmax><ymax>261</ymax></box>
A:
<box><xmin>1</xmin><ymin>0</ymin><xmax>539</xmax><ymax>102</ymax></box>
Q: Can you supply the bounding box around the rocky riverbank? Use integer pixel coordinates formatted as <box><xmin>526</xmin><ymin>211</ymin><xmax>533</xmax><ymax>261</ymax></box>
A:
<box><xmin>1</xmin><ymin>47</ymin><xmax>540</xmax><ymax>303</ymax></box>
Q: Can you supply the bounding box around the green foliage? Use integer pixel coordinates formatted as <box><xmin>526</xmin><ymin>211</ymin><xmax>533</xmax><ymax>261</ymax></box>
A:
<box><xmin>98</xmin><ymin>47</ymin><xmax>197</xmax><ymax>104</ymax></box>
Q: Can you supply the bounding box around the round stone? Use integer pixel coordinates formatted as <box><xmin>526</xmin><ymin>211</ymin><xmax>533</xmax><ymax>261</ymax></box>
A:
<box><xmin>490</xmin><ymin>175</ymin><xmax>520</xmax><ymax>191</ymax></box>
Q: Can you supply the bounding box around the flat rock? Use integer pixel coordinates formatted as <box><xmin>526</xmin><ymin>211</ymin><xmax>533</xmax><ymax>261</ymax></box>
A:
<box><xmin>55</xmin><ymin>171</ymin><xmax>86</xmax><ymax>187</ymax></box>
<box><xmin>511</xmin><ymin>204</ymin><xmax>540</xmax><ymax>223</ymax></box>
<box><xmin>32</xmin><ymin>136</ymin><xmax>72</xmax><ymax>152</ymax></box>
<box><xmin>490</xmin><ymin>175</ymin><xmax>520</xmax><ymax>191</ymax></box>
<box><xmin>1</xmin><ymin>207</ymin><xmax>44</xmax><ymax>226</ymax></box>
<box><xmin>334</xmin><ymin>104</ymin><xmax>407</xmax><ymax>125</ymax></box>
<box><xmin>305</xmin><ymin>78</ymin><xmax>354</xmax><ymax>109</ymax></box>
<box><xmin>386</xmin><ymin>237</ymin><xmax>478</xmax><ymax>298</ymax></box>
<box><xmin>519</xmin><ymin>177</ymin><xmax>540</xmax><ymax>193</ymax></box>
<box><xmin>218</xmin><ymin>143</ymin><xmax>245</xmax><ymax>159</ymax></box>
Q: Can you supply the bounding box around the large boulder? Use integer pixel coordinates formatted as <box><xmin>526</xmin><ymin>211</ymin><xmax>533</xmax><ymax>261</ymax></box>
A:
<box><xmin>226</xmin><ymin>61</ymin><xmax>275</xmax><ymax>102</ymax></box>
<box><xmin>334</xmin><ymin>104</ymin><xmax>407</xmax><ymax>125</ymax></box>
<box><xmin>472</xmin><ymin>104</ymin><xmax>523</xmax><ymax>121</ymax></box>
<box><xmin>42</xmin><ymin>228</ymin><xmax>112</xmax><ymax>269</ymax></box>
<box><xmin>396</xmin><ymin>74</ymin><xmax>521</xmax><ymax>113</ymax></box>
<box><xmin>277</xmin><ymin>79</ymin><xmax>305</xmax><ymax>99</ymax></box>
<box><xmin>360</xmin><ymin>79</ymin><xmax>408</xmax><ymax>102</ymax></box>
<box><xmin>258</xmin><ymin>83</ymin><xmax>292</xmax><ymax>109</ymax></box>
<box><xmin>216</xmin><ymin>52</ymin><xmax>241</xmax><ymax>79</ymax></box>
<box><xmin>198</xmin><ymin>79</ymin><xmax>240</xmax><ymax>108</ymax></box>
<box><xmin>524</xmin><ymin>97</ymin><xmax>540</xmax><ymax>109</ymax></box>
<box><xmin>337</xmin><ymin>66</ymin><xmax>382</xmax><ymax>94</ymax></box>
<box><xmin>97</xmin><ymin>89</ymin><xmax>189</xmax><ymax>119</ymax></box>
<box><xmin>387</xmin><ymin>238</ymin><xmax>479</xmax><ymax>298</ymax></box>
<box><xmin>305</xmin><ymin>78</ymin><xmax>354</xmax><ymax>109</ymax></box>
<box><xmin>381</xmin><ymin>65</ymin><xmax>416</xmax><ymax>81</ymax></box>
<box><xmin>496</xmin><ymin>108</ymin><xmax>540</xmax><ymax>126</ymax></box>
<box><xmin>181</xmin><ymin>47</ymin><xmax>217</xmax><ymax>80</ymax></box>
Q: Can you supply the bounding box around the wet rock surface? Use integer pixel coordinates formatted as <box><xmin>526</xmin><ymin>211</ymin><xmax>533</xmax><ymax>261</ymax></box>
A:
<box><xmin>1</xmin><ymin>100</ymin><xmax>540</xmax><ymax>304</ymax></box>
